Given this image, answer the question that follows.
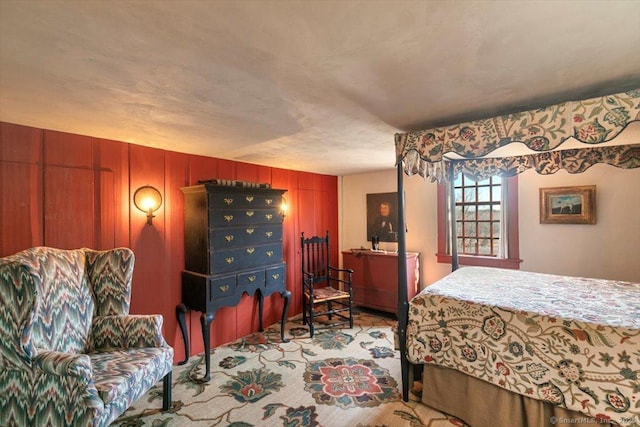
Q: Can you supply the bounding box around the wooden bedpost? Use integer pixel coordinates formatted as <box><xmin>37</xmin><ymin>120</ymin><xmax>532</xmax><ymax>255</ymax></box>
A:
<box><xmin>397</xmin><ymin>162</ymin><xmax>411</xmax><ymax>402</ymax></box>
<box><xmin>448</xmin><ymin>160</ymin><xmax>459</xmax><ymax>271</ymax></box>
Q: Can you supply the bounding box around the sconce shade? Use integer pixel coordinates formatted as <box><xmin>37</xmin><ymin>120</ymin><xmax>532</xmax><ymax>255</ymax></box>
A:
<box><xmin>133</xmin><ymin>185</ymin><xmax>162</xmax><ymax>225</ymax></box>
<box><xmin>280</xmin><ymin>196</ymin><xmax>288</xmax><ymax>218</ymax></box>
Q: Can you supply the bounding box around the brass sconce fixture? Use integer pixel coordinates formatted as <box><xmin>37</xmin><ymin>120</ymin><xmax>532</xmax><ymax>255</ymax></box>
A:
<box><xmin>133</xmin><ymin>185</ymin><xmax>162</xmax><ymax>225</ymax></box>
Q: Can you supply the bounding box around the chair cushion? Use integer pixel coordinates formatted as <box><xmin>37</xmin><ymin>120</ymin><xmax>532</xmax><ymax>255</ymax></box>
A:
<box><xmin>85</xmin><ymin>248</ymin><xmax>134</xmax><ymax>316</ymax></box>
<box><xmin>90</xmin><ymin>347</ymin><xmax>172</xmax><ymax>405</ymax></box>
<box><xmin>24</xmin><ymin>248</ymin><xmax>95</xmax><ymax>353</ymax></box>
<box><xmin>312</xmin><ymin>286</ymin><xmax>350</xmax><ymax>302</ymax></box>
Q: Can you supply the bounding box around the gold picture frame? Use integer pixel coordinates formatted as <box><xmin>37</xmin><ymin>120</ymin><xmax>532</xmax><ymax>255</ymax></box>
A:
<box><xmin>539</xmin><ymin>185</ymin><xmax>596</xmax><ymax>224</ymax></box>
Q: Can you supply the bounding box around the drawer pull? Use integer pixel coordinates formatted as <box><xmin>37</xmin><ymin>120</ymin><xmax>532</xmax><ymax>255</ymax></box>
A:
<box><xmin>225</xmin><ymin>235</ymin><xmax>234</xmax><ymax>242</ymax></box>
<box><xmin>224</xmin><ymin>198</ymin><xmax>233</xmax><ymax>205</ymax></box>
<box><xmin>271</xmin><ymin>273</ymin><xmax>280</xmax><ymax>280</ymax></box>
<box><xmin>246</xmin><ymin>248</ymin><xmax>255</xmax><ymax>254</ymax></box>
<box><xmin>246</xmin><ymin>211</ymin><xmax>255</xmax><ymax>217</ymax></box>
<box><xmin>248</xmin><ymin>275</ymin><xmax>257</xmax><ymax>282</ymax></box>
<box><xmin>266</xmin><ymin>251</ymin><xmax>274</xmax><ymax>257</ymax></box>
<box><xmin>246</xmin><ymin>228</ymin><xmax>254</xmax><ymax>235</ymax></box>
<box><xmin>245</xmin><ymin>196</ymin><xmax>254</xmax><ymax>202</ymax></box>
<box><xmin>265</xmin><ymin>214</ymin><xmax>273</xmax><ymax>220</ymax></box>
<box><xmin>225</xmin><ymin>257</ymin><xmax>234</xmax><ymax>264</ymax></box>
<box><xmin>219</xmin><ymin>285</ymin><xmax>230</xmax><ymax>293</ymax></box>
<box><xmin>265</xmin><ymin>231</ymin><xmax>273</xmax><ymax>238</ymax></box>
<box><xmin>224</xmin><ymin>215</ymin><xmax>234</xmax><ymax>222</ymax></box>
<box><xmin>266</xmin><ymin>198</ymin><xmax>273</xmax><ymax>205</ymax></box>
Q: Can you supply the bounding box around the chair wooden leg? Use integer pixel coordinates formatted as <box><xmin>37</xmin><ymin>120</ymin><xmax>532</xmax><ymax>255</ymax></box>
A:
<box><xmin>349</xmin><ymin>298</ymin><xmax>354</xmax><ymax>328</ymax></box>
<box><xmin>302</xmin><ymin>295</ymin><xmax>308</xmax><ymax>325</ymax></box>
<box><xmin>309</xmin><ymin>299</ymin><xmax>315</xmax><ymax>338</ymax></box>
<box><xmin>162</xmin><ymin>370</ymin><xmax>172</xmax><ymax>411</ymax></box>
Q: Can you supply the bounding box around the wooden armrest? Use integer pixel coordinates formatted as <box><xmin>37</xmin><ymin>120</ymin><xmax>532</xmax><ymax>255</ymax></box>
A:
<box><xmin>329</xmin><ymin>266</ymin><xmax>353</xmax><ymax>274</ymax></box>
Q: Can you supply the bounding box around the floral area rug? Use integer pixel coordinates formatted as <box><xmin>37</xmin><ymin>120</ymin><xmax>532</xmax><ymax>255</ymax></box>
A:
<box><xmin>113</xmin><ymin>311</ymin><xmax>465</xmax><ymax>427</ymax></box>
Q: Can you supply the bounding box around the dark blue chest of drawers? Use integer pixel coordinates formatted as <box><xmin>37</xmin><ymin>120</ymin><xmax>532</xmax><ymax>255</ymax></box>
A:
<box><xmin>175</xmin><ymin>183</ymin><xmax>290</xmax><ymax>381</ymax></box>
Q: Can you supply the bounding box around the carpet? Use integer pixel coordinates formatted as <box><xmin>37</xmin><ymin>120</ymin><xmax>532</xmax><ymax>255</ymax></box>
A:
<box><xmin>113</xmin><ymin>311</ymin><xmax>465</xmax><ymax>426</ymax></box>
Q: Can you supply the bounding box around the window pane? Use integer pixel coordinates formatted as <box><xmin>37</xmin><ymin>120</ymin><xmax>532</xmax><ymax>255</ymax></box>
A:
<box><xmin>466</xmin><ymin>222</ymin><xmax>477</xmax><ymax>237</ymax></box>
<box><xmin>464</xmin><ymin>188</ymin><xmax>475</xmax><ymax>202</ymax></box>
<box><xmin>477</xmin><ymin>177</ymin><xmax>490</xmax><ymax>186</ymax></box>
<box><xmin>477</xmin><ymin>221</ymin><xmax>490</xmax><ymax>238</ymax></box>
<box><xmin>478</xmin><ymin>239</ymin><xmax>491</xmax><ymax>255</ymax></box>
<box><xmin>492</xmin><ymin>222</ymin><xmax>500</xmax><ymax>235</ymax></box>
<box><xmin>492</xmin><ymin>185</ymin><xmax>501</xmax><ymax>201</ymax></box>
<box><xmin>464</xmin><ymin>238</ymin><xmax>476</xmax><ymax>253</ymax></box>
<box><xmin>491</xmin><ymin>205</ymin><xmax>501</xmax><ymax>220</ymax></box>
<box><xmin>492</xmin><ymin>239</ymin><xmax>500</xmax><ymax>255</ymax></box>
<box><xmin>478</xmin><ymin>206</ymin><xmax>491</xmax><ymax>220</ymax></box>
<box><xmin>464</xmin><ymin>206</ymin><xmax>476</xmax><ymax>220</ymax></box>
<box><xmin>477</xmin><ymin>186</ymin><xmax>490</xmax><ymax>202</ymax></box>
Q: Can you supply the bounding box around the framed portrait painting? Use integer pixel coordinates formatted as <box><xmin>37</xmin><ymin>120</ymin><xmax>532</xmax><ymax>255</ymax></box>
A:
<box><xmin>539</xmin><ymin>185</ymin><xmax>596</xmax><ymax>224</ymax></box>
<box><xmin>367</xmin><ymin>192</ymin><xmax>399</xmax><ymax>242</ymax></box>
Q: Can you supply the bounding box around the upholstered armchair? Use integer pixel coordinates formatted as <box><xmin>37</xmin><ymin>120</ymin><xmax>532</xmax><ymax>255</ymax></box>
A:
<box><xmin>0</xmin><ymin>247</ymin><xmax>173</xmax><ymax>427</ymax></box>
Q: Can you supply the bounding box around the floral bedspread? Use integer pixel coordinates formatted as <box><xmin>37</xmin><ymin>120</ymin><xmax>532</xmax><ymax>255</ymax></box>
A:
<box><xmin>406</xmin><ymin>266</ymin><xmax>640</xmax><ymax>425</ymax></box>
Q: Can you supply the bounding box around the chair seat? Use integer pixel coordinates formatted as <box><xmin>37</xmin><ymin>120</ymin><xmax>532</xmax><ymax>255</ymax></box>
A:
<box><xmin>310</xmin><ymin>286</ymin><xmax>350</xmax><ymax>302</ymax></box>
<box><xmin>90</xmin><ymin>347</ymin><xmax>173</xmax><ymax>405</ymax></box>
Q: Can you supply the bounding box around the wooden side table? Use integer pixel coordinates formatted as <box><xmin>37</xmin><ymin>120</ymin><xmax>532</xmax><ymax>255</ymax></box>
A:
<box><xmin>342</xmin><ymin>250</ymin><xmax>420</xmax><ymax>315</ymax></box>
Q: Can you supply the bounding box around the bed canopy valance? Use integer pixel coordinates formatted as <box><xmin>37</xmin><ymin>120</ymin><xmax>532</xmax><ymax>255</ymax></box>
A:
<box><xmin>395</xmin><ymin>89</ymin><xmax>640</xmax><ymax>182</ymax></box>
<box><xmin>394</xmin><ymin>88</ymin><xmax>640</xmax><ymax>402</ymax></box>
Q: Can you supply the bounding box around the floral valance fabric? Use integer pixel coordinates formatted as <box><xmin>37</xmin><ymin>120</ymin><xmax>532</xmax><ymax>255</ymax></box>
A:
<box><xmin>396</xmin><ymin>90</ymin><xmax>640</xmax><ymax>182</ymax></box>
<box><xmin>452</xmin><ymin>143</ymin><xmax>640</xmax><ymax>182</ymax></box>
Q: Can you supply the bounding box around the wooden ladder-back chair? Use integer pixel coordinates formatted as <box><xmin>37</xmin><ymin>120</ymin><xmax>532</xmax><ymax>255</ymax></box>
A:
<box><xmin>300</xmin><ymin>231</ymin><xmax>354</xmax><ymax>337</ymax></box>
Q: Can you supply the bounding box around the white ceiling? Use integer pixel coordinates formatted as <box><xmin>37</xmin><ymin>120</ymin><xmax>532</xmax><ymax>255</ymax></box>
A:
<box><xmin>1</xmin><ymin>1</ymin><xmax>639</xmax><ymax>176</ymax></box>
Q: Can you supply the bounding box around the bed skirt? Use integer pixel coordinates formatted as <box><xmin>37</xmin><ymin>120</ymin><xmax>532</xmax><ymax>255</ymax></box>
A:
<box><xmin>420</xmin><ymin>364</ymin><xmax>617</xmax><ymax>427</ymax></box>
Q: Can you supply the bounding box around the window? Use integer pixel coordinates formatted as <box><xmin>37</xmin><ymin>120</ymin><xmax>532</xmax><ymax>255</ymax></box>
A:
<box><xmin>437</xmin><ymin>174</ymin><xmax>521</xmax><ymax>269</ymax></box>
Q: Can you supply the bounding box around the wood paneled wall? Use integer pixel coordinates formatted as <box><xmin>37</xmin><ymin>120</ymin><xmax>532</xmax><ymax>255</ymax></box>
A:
<box><xmin>0</xmin><ymin>121</ymin><xmax>339</xmax><ymax>362</ymax></box>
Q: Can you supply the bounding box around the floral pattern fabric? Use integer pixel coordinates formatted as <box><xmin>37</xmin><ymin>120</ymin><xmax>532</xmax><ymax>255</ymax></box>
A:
<box><xmin>396</xmin><ymin>89</ymin><xmax>640</xmax><ymax>182</ymax></box>
<box><xmin>406</xmin><ymin>266</ymin><xmax>640</xmax><ymax>424</ymax></box>
<box><xmin>451</xmin><ymin>143</ymin><xmax>640</xmax><ymax>182</ymax></box>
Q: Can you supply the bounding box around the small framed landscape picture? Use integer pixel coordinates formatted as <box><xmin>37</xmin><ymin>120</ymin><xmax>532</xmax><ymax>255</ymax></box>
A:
<box><xmin>539</xmin><ymin>185</ymin><xmax>596</xmax><ymax>224</ymax></box>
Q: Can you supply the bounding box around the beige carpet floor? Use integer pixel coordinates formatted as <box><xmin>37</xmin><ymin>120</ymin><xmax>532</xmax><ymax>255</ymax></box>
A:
<box><xmin>113</xmin><ymin>310</ymin><xmax>466</xmax><ymax>427</ymax></box>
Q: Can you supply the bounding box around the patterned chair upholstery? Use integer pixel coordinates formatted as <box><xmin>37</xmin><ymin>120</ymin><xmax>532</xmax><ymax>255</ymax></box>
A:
<box><xmin>0</xmin><ymin>247</ymin><xmax>173</xmax><ymax>427</ymax></box>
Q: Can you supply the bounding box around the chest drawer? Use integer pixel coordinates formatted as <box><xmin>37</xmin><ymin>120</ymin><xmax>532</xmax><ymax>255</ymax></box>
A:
<box><xmin>210</xmin><ymin>242</ymin><xmax>283</xmax><ymax>274</ymax></box>
<box><xmin>209</xmin><ymin>224</ymin><xmax>282</xmax><ymax>249</ymax></box>
<box><xmin>209</xmin><ymin>207</ymin><xmax>282</xmax><ymax>227</ymax></box>
<box><xmin>209</xmin><ymin>274</ymin><xmax>237</xmax><ymax>301</ymax></box>
<box><xmin>265</xmin><ymin>264</ymin><xmax>286</xmax><ymax>291</ymax></box>
<box><xmin>209</xmin><ymin>192</ymin><xmax>281</xmax><ymax>209</ymax></box>
<box><xmin>238</xmin><ymin>268</ymin><xmax>264</xmax><ymax>290</ymax></box>
<box><xmin>182</xmin><ymin>271</ymin><xmax>237</xmax><ymax>312</ymax></box>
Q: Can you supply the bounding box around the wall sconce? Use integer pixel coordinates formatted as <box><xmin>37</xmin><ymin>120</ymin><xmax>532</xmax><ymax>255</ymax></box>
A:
<box><xmin>280</xmin><ymin>196</ymin><xmax>288</xmax><ymax>218</ymax></box>
<box><xmin>133</xmin><ymin>185</ymin><xmax>162</xmax><ymax>225</ymax></box>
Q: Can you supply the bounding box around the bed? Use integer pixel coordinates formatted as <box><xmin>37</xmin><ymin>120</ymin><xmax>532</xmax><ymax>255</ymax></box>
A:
<box><xmin>392</xmin><ymin>90</ymin><xmax>640</xmax><ymax>426</ymax></box>
<box><xmin>407</xmin><ymin>266</ymin><xmax>639</xmax><ymax>425</ymax></box>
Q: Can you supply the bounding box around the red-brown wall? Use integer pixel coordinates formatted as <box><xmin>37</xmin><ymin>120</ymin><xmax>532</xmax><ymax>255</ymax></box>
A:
<box><xmin>0</xmin><ymin>121</ymin><xmax>339</xmax><ymax>362</ymax></box>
